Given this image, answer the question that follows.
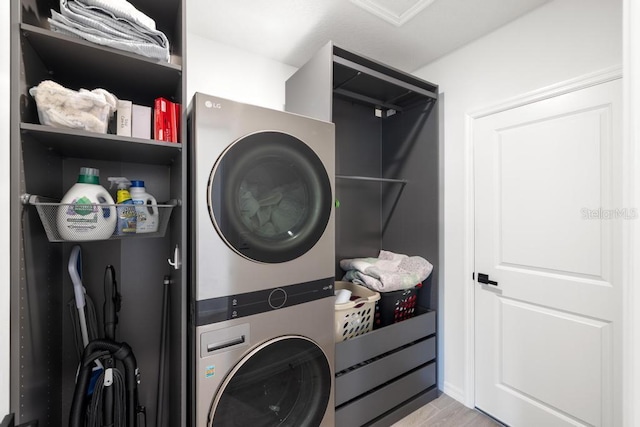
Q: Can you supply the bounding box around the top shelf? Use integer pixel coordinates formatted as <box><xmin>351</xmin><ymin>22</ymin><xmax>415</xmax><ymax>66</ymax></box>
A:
<box><xmin>332</xmin><ymin>45</ymin><xmax>438</xmax><ymax>112</ymax></box>
<box><xmin>21</xmin><ymin>24</ymin><xmax>182</xmax><ymax>104</ymax></box>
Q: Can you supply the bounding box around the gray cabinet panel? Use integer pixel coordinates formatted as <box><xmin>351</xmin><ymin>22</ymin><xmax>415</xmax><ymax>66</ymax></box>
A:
<box><xmin>335</xmin><ymin>309</ymin><xmax>436</xmax><ymax>372</ymax></box>
<box><xmin>335</xmin><ymin>363</ymin><xmax>437</xmax><ymax>427</ymax></box>
<box><xmin>335</xmin><ymin>336</ymin><xmax>436</xmax><ymax>405</ymax></box>
<box><xmin>368</xmin><ymin>387</ymin><xmax>439</xmax><ymax>427</ymax></box>
<box><xmin>285</xmin><ymin>41</ymin><xmax>333</xmax><ymax>122</ymax></box>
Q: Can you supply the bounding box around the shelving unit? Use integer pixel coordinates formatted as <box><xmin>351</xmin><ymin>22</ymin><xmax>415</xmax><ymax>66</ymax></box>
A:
<box><xmin>287</xmin><ymin>42</ymin><xmax>440</xmax><ymax>426</ymax></box>
<box><xmin>10</xmin><ymin>1</ymin><xmax>186</xmax><ymax>426</ymax></box>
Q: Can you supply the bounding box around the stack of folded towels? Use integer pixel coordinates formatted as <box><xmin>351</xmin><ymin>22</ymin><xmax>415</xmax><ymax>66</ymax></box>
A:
<box><xmin>340</xmin><ymin>250</ymin><xmax>433</xmax><ymax>292</ymax></box>
<box><xmin>49</xmin><ymin>0</ymin><xmax>170</xmax><ymax>62</ymax></box>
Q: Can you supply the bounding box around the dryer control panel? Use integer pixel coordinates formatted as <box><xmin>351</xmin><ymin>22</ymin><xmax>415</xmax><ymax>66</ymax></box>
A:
<box><xmin>195</xmin><ymin>277</ymin><xmax>334</xmax><ymax>325</ymax></box>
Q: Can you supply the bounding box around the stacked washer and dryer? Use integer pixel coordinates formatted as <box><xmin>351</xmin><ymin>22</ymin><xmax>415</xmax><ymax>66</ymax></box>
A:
<box><xmin>188</xmin><ymin>93</ymin><xmax>336</xmax><ymax>426</ymax></box>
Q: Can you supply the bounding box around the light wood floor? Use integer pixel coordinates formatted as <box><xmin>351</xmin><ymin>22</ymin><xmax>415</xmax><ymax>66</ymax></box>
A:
<box><xmin>390</xmin><ymin>393</ymin><xmax>504</xmax><ymax>427</ymax></box>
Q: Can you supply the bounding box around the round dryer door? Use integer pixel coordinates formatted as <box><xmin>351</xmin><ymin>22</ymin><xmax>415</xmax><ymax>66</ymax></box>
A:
<box><xmin>208</xmin><ymin>131</ymin><xmax>332</xmax><ymax>263</ymax></box>
<box><xmin>209</xmin><ymin>336</ymin><xmax>332</xmax><ymax>427</ymax></box>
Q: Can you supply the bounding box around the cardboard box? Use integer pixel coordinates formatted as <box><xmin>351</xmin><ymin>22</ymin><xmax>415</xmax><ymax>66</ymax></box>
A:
<box><xmin>116</xmin><ymin>100</ymin><xmax>132</xmax><ymax>137</ymax></box>
<box><xmin>132</xmin><ymin>104</ymin><xmax>152</xmax><ymax>139</ymax></box>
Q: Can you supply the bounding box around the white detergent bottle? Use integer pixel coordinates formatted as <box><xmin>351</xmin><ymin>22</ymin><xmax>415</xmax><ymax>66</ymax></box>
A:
<box><xmin>130</xmin><ymin>180</ymin><xmax>159</xmax><ymax>233</ymax></box>
<box><xmin>57</xmin><ymin>167</ymin><xmax>117</xmax><ymax>241</ymax></box>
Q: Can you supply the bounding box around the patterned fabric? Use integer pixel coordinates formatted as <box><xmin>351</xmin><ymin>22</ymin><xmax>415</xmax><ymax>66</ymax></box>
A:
<box><xmin>340</xmin><ymin>250</ymin><xmax>433</xmax><ymax>292</ymax></box>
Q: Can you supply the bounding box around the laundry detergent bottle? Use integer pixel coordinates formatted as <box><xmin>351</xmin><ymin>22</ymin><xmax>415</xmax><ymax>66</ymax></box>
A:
<box><xmin>108</xmin><ymin>177</ymin><xmax>137</xmax><ymax>236</ymax></box>
<box><xmin>130</xmin><ymin>180</ymin><xmax>159</xmax><ymax>233</ymax></box>
<box><xmin>57</xmin><ymin>167</ymin><xmax>117</xmax><ymax>240</ymax></box>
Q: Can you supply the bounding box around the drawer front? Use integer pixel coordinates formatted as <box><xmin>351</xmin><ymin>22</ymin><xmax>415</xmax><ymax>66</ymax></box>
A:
<box><xmin>336</xmin><ymin>309</ymin><xmax>435</xmax><ymax>371</ymax></box>
<box><xmin>335</xmin><ymin>336</ymin><xmax>436</xmax><ymax>405</ymax></box>
<box><xmin>335</xmin><ymin>362</ymin><xmax>436</xmax><ymax>427</ymax></box>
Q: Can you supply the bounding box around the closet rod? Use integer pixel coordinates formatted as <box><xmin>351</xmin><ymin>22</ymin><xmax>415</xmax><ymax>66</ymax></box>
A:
<box><xmin>333</xmin><ymin>88</ymin><xmax>403</xmax><ymax>112</ymax></box>
<box><xmin>336</xmin><ymin>175</ymin><xmax>407</xmax><ymax>184</ymax></box>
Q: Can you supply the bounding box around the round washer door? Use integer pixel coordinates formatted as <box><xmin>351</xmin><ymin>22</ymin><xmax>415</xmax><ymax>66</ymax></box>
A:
<box><xmin>208</xmin><ymin>131</ymin><xmax>332</xmax><ymax>263</ymax></box>
<box><xmin>209</xmin><ymin>336</ymin><xmax>332</xmax><ymax>427</ymax></box>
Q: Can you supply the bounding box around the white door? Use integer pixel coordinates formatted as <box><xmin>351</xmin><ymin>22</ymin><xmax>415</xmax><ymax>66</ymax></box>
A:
<box><xmin>474</xmin><ymin>79</ymin><xmax>623</xmax><ymax>427</ymax></box>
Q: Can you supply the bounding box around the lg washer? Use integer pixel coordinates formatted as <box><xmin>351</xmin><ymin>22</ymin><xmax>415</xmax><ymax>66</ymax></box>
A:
<box><xmin>194</xmin><ymin>292</ymin><xmax>335</xmax><ymax>426</ymax></box>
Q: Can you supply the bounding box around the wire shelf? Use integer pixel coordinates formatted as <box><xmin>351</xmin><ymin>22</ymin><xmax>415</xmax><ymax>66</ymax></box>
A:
<box><xmin>23</xmin><ymin>194</ymin><xmax>179</xmax><ymax>242</ymax></box>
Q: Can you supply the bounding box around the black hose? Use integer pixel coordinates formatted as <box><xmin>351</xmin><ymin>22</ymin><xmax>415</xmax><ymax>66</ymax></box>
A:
<box><xmin>69</xmin><ymin>339</ymin><xmax>139</xmax><ymax>427</ymax></box>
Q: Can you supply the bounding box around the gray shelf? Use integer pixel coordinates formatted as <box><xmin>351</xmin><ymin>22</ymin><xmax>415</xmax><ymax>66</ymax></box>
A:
<box><xmin>21</xmin><ymin>123</ymin><xmax>181</xmax><ymax>165</ymax></box>
<box><xmin>333</xmin><ymin>45</ymin><xmax>437</xmax><ymax>111</ymax></box>
<box><xmin>21</xmin><ymin>24</ymin><xmax>182</xmax><ymax>104</ymax></box>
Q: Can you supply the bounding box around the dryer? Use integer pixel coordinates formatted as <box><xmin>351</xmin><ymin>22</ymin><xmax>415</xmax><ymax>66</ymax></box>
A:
<box><xmin>189</xmin><ymin>93</ymin><xmax>336</xmax><ymax>309</ymax></box>
<box><xmin>194</xmin><ymin>291</ymin><xmax>335</xmax><ymax>426</ymax></box>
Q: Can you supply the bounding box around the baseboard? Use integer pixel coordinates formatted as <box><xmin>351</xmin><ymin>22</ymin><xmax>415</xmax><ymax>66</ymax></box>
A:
<box><xmin>441</xmin><ymin>381</ymin><xmax>467</xmax><ymax>407</ymax></box>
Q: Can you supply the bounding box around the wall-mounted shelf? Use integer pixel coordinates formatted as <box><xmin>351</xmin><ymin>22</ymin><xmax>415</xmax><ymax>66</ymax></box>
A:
<box><xmin>20</xmin><ymin>123</ymin><xmax>181</xmax><ymax>165</ymax></box>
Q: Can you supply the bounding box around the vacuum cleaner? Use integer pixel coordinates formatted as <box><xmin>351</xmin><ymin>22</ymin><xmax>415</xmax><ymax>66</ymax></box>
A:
<box><xmin>68</xmin><ymin>259</ymin><xmax>145</xmax><ymax>427</ymax></box>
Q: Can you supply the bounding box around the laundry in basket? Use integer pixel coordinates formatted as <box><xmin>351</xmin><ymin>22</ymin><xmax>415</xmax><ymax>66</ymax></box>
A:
<box><xmin>29</xmin><ymin>80</ymin><xmax>118</xmax><ymax>134</ymax></box>
<box><xmin>340</xmin><ymin>249</ymin><xmax>433</xmax><ymax>292</ymax></box>
<box><xmin>334</xmin><ymin>281</ymin><xmax>380</xmax><ymax>342</ymax></box>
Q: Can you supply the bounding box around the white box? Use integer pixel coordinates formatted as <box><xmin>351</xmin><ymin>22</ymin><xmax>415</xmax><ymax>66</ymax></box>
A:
<box><xmin>116</xmin><ymin>100</ymin><xmax>132</xmax><ymax>137</ymax></box>
<box><xmin>132</xmin><ymin>104</ymin><xmax>152</xmax><ymax>139</ymax></box>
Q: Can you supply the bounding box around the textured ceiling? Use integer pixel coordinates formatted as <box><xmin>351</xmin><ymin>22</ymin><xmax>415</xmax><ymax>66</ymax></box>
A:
<box><xmin>187</xmin><ymin>0</ymin><xmax>551</xmax><ymax>72</ymax></box>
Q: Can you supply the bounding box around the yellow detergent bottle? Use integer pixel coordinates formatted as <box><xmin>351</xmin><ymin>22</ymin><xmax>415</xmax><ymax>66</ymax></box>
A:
<box><xmin>108</xmin><ymin>177</ymin><xmax>137</xmax><ymax>236</ymax></box>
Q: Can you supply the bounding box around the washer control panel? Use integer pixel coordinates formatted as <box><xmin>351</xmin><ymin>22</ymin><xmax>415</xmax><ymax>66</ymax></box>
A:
<box><xmin>195</xmin><ymin>277</ymin><xmax>334</xmax><ymax>325</ymax></box>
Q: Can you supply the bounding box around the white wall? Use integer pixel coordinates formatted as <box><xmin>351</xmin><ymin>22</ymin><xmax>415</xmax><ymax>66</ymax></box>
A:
<box><xmin>186</xmin><ymin>32</ymin><xmax>296</xmax><ymax>111</ymax></box>
<box><xmin>1</xmin><ymin>0</ymin><xmax>10</xmax><ymax>416</ymax></box>
<box><xmin>412</xmin><ymin>0</ymin><xmax>622</xmax><ymax>404</ymax></box>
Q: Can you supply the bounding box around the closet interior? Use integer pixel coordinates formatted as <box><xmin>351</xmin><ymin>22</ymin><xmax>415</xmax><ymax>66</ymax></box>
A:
<box><xmin>286</xmin><ymin>42</ymin><xmax>441</xmax><ymax>426</ymax></box>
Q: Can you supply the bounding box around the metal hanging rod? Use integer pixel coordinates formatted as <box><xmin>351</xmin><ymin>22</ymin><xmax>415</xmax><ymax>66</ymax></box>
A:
<box><xmin>335</xmin><ymin>175</ymin><xmax>407</xmax><ymax>184</ymax></box>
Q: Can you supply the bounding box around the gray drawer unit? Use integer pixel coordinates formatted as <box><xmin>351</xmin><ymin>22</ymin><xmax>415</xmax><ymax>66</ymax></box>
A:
<box><xmin>334</xmin><ymin>309</ymin><xmax>437</xmax><ymax>426</ymax></box>
<box><xmin>335</xmin><ymin>309</ymin><xmax>436</xmax><ymax>372</ymax></box>
<box><xmin>335</xmin><ymin>362</ymin><xmax>437</xmax><ymax>427</ymax></box>
<box><xmin>336</xmin><ymin>335</ymin><xmax>436</xmax><ymax>405</ymax></box>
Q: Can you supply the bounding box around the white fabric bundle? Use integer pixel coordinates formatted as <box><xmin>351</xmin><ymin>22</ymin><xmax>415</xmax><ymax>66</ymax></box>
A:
<box><xmin>29</xmin><ymin>80</ymin><xmax>118</xmax><ymax>134</ymax></box>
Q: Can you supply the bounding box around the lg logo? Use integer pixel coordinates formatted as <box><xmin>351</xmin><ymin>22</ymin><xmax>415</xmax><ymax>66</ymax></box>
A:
<box><xmin>204</xmin><ymin>101</ymin><xmax>222</xmax><ymax>109</ymax></box>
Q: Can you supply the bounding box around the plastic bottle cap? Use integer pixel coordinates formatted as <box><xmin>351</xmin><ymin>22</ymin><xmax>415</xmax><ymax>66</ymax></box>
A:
<box><xmin>77</xmin><ymin>167</ymin><xmax>100</xmax><ymax>185</ymax></box>
<box><xmin>130</xmin><ymin>180</ymin><xmax>145</xmax><ymax>188</ymax></box>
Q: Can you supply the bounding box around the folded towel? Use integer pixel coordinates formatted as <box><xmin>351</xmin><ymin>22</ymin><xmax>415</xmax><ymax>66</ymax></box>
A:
<box><xmin>341</xmin><ymin>250</ymin><xmax>433</xmax><ymax>292</ymax></box>
<box><xmin>49</xmin><ymin>0</ymin><xmax>170</xmax><ymax>62</ymax></box>
<box><xmin>77</xmin><ymin>0</ymin><xmax>157</xmax><ymax>32</ymax></box>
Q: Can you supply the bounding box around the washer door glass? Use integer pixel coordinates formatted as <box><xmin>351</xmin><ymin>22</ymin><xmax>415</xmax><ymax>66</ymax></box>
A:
<box><xmin>209</xmin><ymin>336</ymin><xmax>331</xmax><ymax>427</ymax></box>
<box><xmin>208</xmin><ymin>131</ymin><xmax>332</xmax><ymax>263</ymax></box>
